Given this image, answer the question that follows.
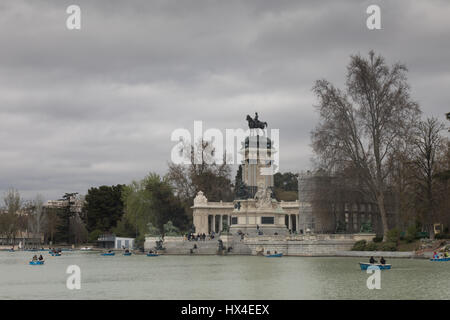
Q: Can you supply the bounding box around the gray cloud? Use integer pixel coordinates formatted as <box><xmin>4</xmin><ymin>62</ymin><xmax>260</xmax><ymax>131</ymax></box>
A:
<box><xmin>0</xmin><ymin>0</ymin><xmax>449</xmax><ymax>200</ymax></box>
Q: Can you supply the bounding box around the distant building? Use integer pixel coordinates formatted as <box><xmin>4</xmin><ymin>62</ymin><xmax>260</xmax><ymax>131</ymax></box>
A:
<box><xmin>298</xmin><ymin>170</ymin><xmax>397</xmax><ymax>235</ymax></box>
<box><xmin>97</xmin><ymin>234</ymin><xmax>135</xmax><ymax>249</ymax></box>
<box><xmin>45</xmin><ymin>196</ymin><xmax>83</xmax><ymax>214</ymax></box>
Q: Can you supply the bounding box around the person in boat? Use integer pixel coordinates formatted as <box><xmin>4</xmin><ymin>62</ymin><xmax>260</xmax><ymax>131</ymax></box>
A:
<box><xmin>445</xmin><ymin>252</ymin><xmax>449</xmax><ymax>258</ymax></box>
<box><xmin>433</xmin><ymin>251</ymin><xmax>438</xmax><ymax>259</ymax></box>
<box><xmin>32</xmin><ymin>255</ymin><xmax>38</xmax><ymax>261</ymax></box>
<box><xmin>369</xmin><ymin>256</ymin><xmax>376</xmax><ymax>264</ymax></box>
<box><xmin>380</xmin><ymin>257</ymin><xmax>386</xmax><ymax>265</ymax></box>
<box><xmin>38</xmin><ymin>255</ymin><xmax>43</xmax><ymax>261</ymax></box>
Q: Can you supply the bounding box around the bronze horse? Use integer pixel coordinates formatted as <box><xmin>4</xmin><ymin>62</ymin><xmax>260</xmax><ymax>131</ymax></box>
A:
<box><xmin>246</xmin><ymin>114</ymin><xmax>267</xmax><ymax>129</ymax></box>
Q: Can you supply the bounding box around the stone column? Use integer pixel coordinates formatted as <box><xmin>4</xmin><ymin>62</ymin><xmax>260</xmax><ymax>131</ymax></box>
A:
<box><xmin>212</xmin><ymin>215</ymin><xmax>216</xmax><ymax>233</ymax></box>
<box><xmin>204</xmin><ymin>213</ymin><xmax>208</xmax><ymax>234</ymax></box>
<box><xmin>288</xmin><ymin>214</ymin><xmax>292</xmax><ymax>231</ymax></box>
<box><xmin>296</xmin><ymin>214</ymin><xmax>299</xmax><ymax>232</ymax></box>
<box><xmin>219</xmin><ymin>215</ymin><xmax>223</xmax><ymax>232</ymax></box>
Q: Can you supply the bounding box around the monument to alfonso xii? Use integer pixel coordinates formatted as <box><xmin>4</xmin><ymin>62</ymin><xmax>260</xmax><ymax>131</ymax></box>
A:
<box><xmin>192</xmin><ymin>113</ymin><xmax>300</xmax><ymax>236</ymax></box>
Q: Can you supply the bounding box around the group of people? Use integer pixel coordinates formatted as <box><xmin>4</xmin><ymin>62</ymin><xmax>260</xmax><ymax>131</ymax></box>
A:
<box><xmin>31</xmin><ymin>254</ymin><xmax>44</xmax><ymax>261</ymax></box>
<box><xmin>186</xmin><ymin>232</ymin><xmax>213</xmax><ymax>241</ymax></box>
<box><xmin>433</xmin><ymin>251</ymin><xmax>449</xmax><ymax>259</ymax></box>
<box><xmin>369</xmin><ymin>256</ymin><xmax>387</xmax><ymax>265</ymax></box>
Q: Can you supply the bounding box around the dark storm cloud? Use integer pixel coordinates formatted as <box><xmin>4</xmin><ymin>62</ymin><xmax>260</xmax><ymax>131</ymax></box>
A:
<box><xmin>0</xmin><ymin>0</ymin><xmax>449</xmax><ymax>200</ymax></box>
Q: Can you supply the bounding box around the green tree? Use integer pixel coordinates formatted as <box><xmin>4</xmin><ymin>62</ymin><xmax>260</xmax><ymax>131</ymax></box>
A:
<box><xmin>273</xmin><ymin>172</ymin><xmax>299</xmax><ymax>201</ymax></box>
<box><xmin>83</xmin><ymin>185</ymin><xmax>125</xmax><ymax>233</ymax></box>
<box><xmin>122</xmin><ymin>173</ymin><xmax>189</xmax><ymax>239</ymax></box>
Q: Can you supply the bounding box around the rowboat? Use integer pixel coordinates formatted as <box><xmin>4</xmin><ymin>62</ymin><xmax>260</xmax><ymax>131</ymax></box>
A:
<box><xmin>430</xmin><ymin>257</ymin><xmax>450</xmax><ymax>261</ymax></box>
<box><xmin>29</xmin><ymin>260</ymin><xmax>45</xmax><ymax>265</ymax></box>
<box><xmin>266</xmin><ymin>253</ymin><xmax>283</xmax><ymax>257</ymax></box>
<box><xmin>101</xmin><ymin>252</ymin><xmax>115</xmax><ymax>256</ymax></box>
<box><xmin>50</xmin><ymin>252</ymin><xmax>61</xmax><ymax>256</ymax></box>
<box><xmin>146</xmin><ymin>253</ymin><xmax>159</xmax><ymax>257</ymax></box>
<box><xmin>359</xmin><ymin>262</ymin><xmax>391</xmax><ymax>270</ymax></box>
<box><xmin>123</xmin><ymin>252</ymin><xmax>132</xmax><ymax>256</ymax></box>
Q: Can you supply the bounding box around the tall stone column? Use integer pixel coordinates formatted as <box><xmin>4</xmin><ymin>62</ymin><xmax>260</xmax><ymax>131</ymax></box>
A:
<box><xmin>212</xmin><ymin>215</ymin><xmax>216</xmax><ymax>233</ymax></box>
<box><xmin>288</xmin><ymin>214</ymin><xmax>292</xmax><ymax>231</ymax></box>
<box><xmin>296</xmin><ymin>214</ymin><xmax>299</xmax><ymax>233</ymax></box>
<box><xmin>219</xmin><ymin>215</ymin><xmax>223</xmax><ymax>232</ymax></box>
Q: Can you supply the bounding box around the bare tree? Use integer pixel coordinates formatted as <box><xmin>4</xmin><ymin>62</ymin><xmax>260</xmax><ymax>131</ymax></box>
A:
<box><xmin>311</xmin><ymin>51</ymin><xmax>420</xmax><ymax>240</ymax></box>
<box><xmin>168</xmin><ymin>139</ymin><xmax>233</xmax><ymax>202</ymax></box>
<box><xmin>45</xmin><ymin>207</ymin><xmax>60</xmax><ymax>245</ymax></box>
<box><xmin>410</xmin><ymin>117</ymin><xmax>445</xmax><ymax>237</ymax></box>
<box><xmin>1</xmin><ymin>188</ymin><xmax>23</xmax><ymax>246</ymax></box>
<box><xmin>27</xmin><ymin>195</ymin><xmax>46</xmax><ymax>245</ymax></box>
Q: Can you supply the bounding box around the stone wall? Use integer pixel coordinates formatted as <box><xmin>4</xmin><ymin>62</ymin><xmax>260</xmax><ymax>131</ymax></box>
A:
<box><xmin>145</xmin><ymin>236</ymin><xmax>220</xmax><ymax>255</ymax></box>
<box><xmin>244</xmin><ymin>234</ymin><xmax>358</xmax><ymax>256</ymax></box>
<box><xmin>336</xmin><ymin>251</ymin><xmax>417</xmax><ymax>258</ymax></box>
<box><xmin>144</xmin><ymin>233</ymin><xmax>378</xmax><ymax>256</ymax></box>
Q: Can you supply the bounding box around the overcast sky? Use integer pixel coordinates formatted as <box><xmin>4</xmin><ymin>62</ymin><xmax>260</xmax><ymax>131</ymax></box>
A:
<box><xmin>0</xmin><ymin>0</ymin><xmax>449</xmax><ymax>201</ymax></box>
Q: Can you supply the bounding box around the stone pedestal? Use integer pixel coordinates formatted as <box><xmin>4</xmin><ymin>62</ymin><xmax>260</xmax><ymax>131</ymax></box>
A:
<box><xmin>229</xmin><ymin>197</ymin><xmax>288</xmax><ymax>236</ymax></box>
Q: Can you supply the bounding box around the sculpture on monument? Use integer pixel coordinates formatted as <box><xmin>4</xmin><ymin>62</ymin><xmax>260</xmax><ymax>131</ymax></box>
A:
<box><xmin>254</xmin><ymin>182</ymin><xmax>273</xmax><ymax>209</ymax></box>
<box><xmin>246</xmin><ymin>112</ymin><xmax>267</xmax><ymax>130</ymax></box>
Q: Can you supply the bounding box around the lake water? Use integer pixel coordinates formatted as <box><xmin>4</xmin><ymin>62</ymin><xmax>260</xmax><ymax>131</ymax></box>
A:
<box><xmin>1</xmin><ymin>251</ymin><xmax>449</xmax><ymax>299</ymax></box>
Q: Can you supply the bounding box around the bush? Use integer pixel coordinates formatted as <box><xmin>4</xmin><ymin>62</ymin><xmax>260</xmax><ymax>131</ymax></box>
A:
<box><xmin>373</xmin><ymin>236</ymin><xmax>383</xmax><ymax>243</ymax></box>
<box><xmin>435</xmin><ymin>233</ymin><xmax>450</xmax><ymax>240</ymax></box>
<box><xmin>386</xmin><ymin>228</ymin><xmax>401</xmax><ymax>243</ymax></box>
<box><xmin>417</xmin><ymin>231</ymin><xmax>429</xmax><ymax>239</ymax></box>
<box><xmin>405</xmin><ymin>225</ymin><xmax>419</xmax><ymax>243</ymax></box>
<box><xmin>365</xmin><ymin>242</ymin><xmax>379</xmax><ymax>251</ymax></box>
<box><xmin>379</xmin><ymin>241</ymin><xmax>397</xmax><ymax>251</ymax></box>
<box><xmin>88</xmin><ymin>229</ymin><xmax>103</xmax><ymax>243</ymax></box>
<box><xmin>351</xmin><ymin>240</ymin><xmax>367</xmax><ymax>251</ymax></box>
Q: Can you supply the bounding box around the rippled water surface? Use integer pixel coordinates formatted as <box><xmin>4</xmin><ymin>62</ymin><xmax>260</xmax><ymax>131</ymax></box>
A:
<box><xmin>1</xmin><ymin>251</ymin><xmax>449</xmax><ymax>299</ymax></box>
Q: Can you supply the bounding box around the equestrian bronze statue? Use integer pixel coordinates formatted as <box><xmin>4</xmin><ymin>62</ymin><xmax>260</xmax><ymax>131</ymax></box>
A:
<box><xmin>246</xmin><ymin>112</ymin><xmax>267</xmax><ymax>129</ymax></box>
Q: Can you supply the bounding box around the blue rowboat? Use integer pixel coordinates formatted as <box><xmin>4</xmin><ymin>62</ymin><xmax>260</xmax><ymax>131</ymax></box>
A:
<box><xmin>101</xmin><ymin>252</ymin><xmax>115</xmax><ymax>256</ymax></box>
<box><xmin>430</xmin><ymin>257</ymin><xmax>450</xmax><ymax>261</ymax></box>
<box><xmin>123</xmin><ymin>252</ymin><xmax>132</xmax><ymax>256</ymax></box>
<box><xmin>50</xmin><ymin>252</ymin><xmax>61</xmax><ymax>256</ymax></box>
<box><xmin>266</xmin><ymin>253</ymin><xmax>283</xmax><ymax>257</ymax></box>
<box><xmin>8</xmin><ymin>249</ymin><xmax>15</xmax><ymax>252</ymax></box>
<box><xmin>359</xmin><ymin>262</ymin><xmax>391</xmax><ymax>270</ymax></box>
<box><xmin>146</xmin><ymin>253</ymin><xmax>159</xmax><ymax>257</ymax></box>
<box><xmin>29</xmin><ymin>260</ymin><xmax>45</xmax><ymax>265</ymax></box>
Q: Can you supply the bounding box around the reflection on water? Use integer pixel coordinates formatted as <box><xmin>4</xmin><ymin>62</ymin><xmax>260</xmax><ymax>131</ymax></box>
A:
<box><xmin>1</xmin><ymin>251</ymin><xmax>449</xmax><ymax>299</ymax></box>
